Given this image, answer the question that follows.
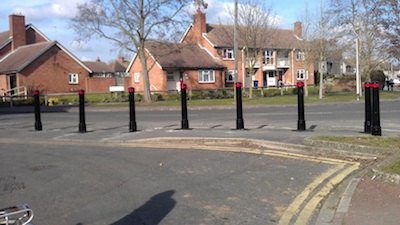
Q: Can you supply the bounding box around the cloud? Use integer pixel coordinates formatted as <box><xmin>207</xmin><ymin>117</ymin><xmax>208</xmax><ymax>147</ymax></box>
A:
<box><xmin>12</xmin><ymin>0</ymin><xmax>85</xmax><ymax>21</ymax></box>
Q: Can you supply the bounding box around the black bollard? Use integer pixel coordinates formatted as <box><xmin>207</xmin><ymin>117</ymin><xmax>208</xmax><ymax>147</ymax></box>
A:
<box><xmin>33</xmin><ymin>90</ymin><xmax>42</xmax><ymax>131</ymax></box>
<box><xmin>78</xmin><ymin>90</ymin><xmax>86</xmax><ymax>133</ymax></box>
<box><xmin>371</xmin><ymin>81</ymin><xmax>381</xmax><ymax>136</ymax></box>
<box><xmin>236</xmin><ymin>82</ymin><xmax>244</xmax><ymax>129</ymax></box>
<box><xmin>181</xmin><ymin>83</ymin><xmax>189</xmax><ymax>129</ymax></box>
<box><xmin>364</xmin><ymin>82</ymin><xmax>372</xmax><ymax>133</ymax></box>
<box><xmin>297</xmin><ymin>82</ymin><xmax>306</xmax><ymax>131</ymax></box>
<box><xmin>128</xmin><ymin>87</ymin><xmax>137</xmax><ymax>132</ymax></box>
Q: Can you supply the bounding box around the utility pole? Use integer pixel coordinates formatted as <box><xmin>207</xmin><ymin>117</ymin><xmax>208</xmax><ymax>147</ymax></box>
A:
<box><xmin>234</xmin><ymin>0</ymin><xmax>238</xmax><ymax>99</ymax></box>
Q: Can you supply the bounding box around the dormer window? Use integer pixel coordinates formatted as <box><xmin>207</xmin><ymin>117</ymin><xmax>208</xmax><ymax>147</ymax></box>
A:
<box><xmin>222</xmin><ymin>48</ymin><xmax>234</xmax><ymax>60</ymax></box>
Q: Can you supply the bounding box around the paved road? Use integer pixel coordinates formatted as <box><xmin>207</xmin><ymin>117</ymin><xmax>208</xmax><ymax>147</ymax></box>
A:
<box><xmin>0</xmin><ymin>99</ymin><xmax>397</xmax><ymax>224</ymax></box>
<box><xmin>0</xmin><ymin>138</ymin><xmax>358</xmax><ymax>225</ymax></box>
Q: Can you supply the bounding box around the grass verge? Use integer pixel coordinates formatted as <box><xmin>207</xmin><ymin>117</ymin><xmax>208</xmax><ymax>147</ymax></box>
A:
<box><xmin>311</xmin><ymin>136</ymin><xmax>400</xmax><ymax>174</ymax></box>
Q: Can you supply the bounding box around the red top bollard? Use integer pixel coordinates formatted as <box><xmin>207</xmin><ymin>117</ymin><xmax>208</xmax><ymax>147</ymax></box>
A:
<box><xmin>33</xmin><ymin>90</ymin><xmax>39</xmax><ymax>95</ymax></box>
<box><xmin>78</xmin><ymin>90</ymin><xmax>85</xmax><ymax>95</ymax></box>
<box><xmin>128</xmin><ymin>87</ymin><xmax>135</xmax><ymax>93</ymax></box>
<box><xmin>364</xmin><ymin>82</ymin><xmax>372</xmax><ymax>88</ymax></box>
<box><xmin>297</xmin><ymin>81</ymin><xmax>304</xmax><ymax>88</ymax></box>
<box><xmin>235</xmin><ymin>82</ymin><xmax>242</xmax><ymax>88</ymax></box>
<box><xmin>371</xmin><ymin>82</ymin><xmax>380</xmax><ymax>89</ymax></box>
<box><xmin>181</xmin><ymin>83</ymin><xmax>187</xmax><ymax>90</ymax></box>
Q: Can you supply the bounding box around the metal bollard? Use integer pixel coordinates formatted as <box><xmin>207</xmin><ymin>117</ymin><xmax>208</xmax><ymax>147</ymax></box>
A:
<box><xmin>78</xmin><ymin>90</ymin><xmax>86</xmax><ymax>133</ymax></box>
<box><xmin>236</xmin><ymin>82</ymin><xmax>244</xmax><ymax>129</ymax></box>
<box><xmin>128</xmin><ymin>87</ymin><xmax>137</xmax><ymax>132</ymax></box>
<box><xmin>181</xmin><ymin>83</ymin><xmax>189</xmax><ymax>129</ymax></box>
<box><xmin>364</xmin><ymin>82</ymin><xmax>372</xmax><ymax>133</ymax></box>
<box><xmin>33</xmin><ymin>90</ymin><xmax>42</xmax><ymax>131</ymax></box>
<box><xmin>297</xmin><ymin>82</ymin><xmax>306</xmax><ymax>131</ymax></box>
<box><xmin>371</xmin><ymin>81</ymin><xmax>381</xmax><ymax>136</ymax></box>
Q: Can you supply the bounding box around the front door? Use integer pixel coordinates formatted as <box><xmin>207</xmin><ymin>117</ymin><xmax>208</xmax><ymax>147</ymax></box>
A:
<box><xmin>8</xmin><ymin>74</ymin><xmax>17</xmax><ymax>95</ymax></box>
<box><xmin>263</xmin><ymin>71</ymin><xmax>276</xmax><ymax>87</ymax></box>
<box><xmin>167</xmin><ymin>71</ymin><xmax>179</xmax><ymax>91</ymax></box>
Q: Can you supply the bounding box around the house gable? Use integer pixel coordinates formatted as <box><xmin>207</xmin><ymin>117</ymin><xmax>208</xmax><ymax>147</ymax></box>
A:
<box><xmin>0</xmin><ymin>41</ymin><xmax>91</xmax><ymax>74</ymax></box>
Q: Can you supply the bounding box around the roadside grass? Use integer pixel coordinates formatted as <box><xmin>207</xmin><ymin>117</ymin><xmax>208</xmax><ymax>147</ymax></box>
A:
<box><xmin>91</xmin><ymin>91</ymin><xmax>400</xmax><ymax>107</ymax></box>
<box><xmin>310</xmin><ymin>136</ymin><xmax>400</xmax><ymax>149</ymax></box>
<box><xmin>311</xmin><ymin>136</ymin><xmax>400</xmax><ymax>175</ymax></box>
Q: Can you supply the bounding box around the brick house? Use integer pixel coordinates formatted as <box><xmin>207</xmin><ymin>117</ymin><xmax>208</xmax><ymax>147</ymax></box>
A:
<box><xmin>127</xmin><ymin>9</ymin><xmax>314</xmax><ymax>91</ymax></box>
<box><xmin>126</xmin><ymin>42</ymin><xmax>225</xmax><ymax>91</ymax></box>
<box><xmin>0</xmin><ymin>14</ymin><xmax>122</xmax><ymax>95</ymax></box>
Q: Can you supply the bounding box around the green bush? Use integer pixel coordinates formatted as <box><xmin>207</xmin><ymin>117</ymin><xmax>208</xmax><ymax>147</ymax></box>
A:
<box><xmin>189</xmin><ymin>91</ymin><xmax>203</xmax><ymax>100</ymax></box>
<box><xmin>165</xmin><ymin>93</ymin><xmax>180</xmax><ymax>101</ymax></box>
<box><xmin>135</xmin><ymin>93</ymin><xmax>143</xmax><ymax>102</ymax></box>
<box><xmin>152</xmin><ymin>93</ymin><xmax>164</xmax><ymax>101</ymax></box>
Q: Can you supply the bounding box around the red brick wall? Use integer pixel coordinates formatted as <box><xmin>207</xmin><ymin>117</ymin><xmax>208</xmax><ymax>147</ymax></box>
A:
<box><xmin>128</xmin><ymin>54</ymin><xmax>167</xmax><ymax>92</ymax></box>
<box><xmin>184</xmin><ymin>70</ymin><xmax>224</xmax><ymax>90</ymax></box>
<box><xmin>86</xmin><ymin>77</ymin><xmax>116</xmax><ymax>93</ymax></box>
<box><xmin>17</xmin><ymin>45</ymin><xmax>90</xmax><ymax>94</ymax></box>
<box><xmin>26</xmin><ymin>27</ymin><xmax>48</xmax><ymax>44</ymax></box>
<box><xmin>10</xmin><ymin>14</ymin><xmax>26</xmax><ymax>50</ymax></box>
<box><xmin>0</xmin><ymin>75</ymin><xmax>7</xmax><ymax>95</ymax></box>
<box><xmin>0</xmin><ymin>43</ymin><xmax>11</xmax><ymax>59</ymax></box>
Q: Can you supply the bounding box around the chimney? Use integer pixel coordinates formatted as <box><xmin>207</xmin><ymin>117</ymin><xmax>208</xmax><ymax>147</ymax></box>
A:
<box><xmin>119</xmin><ymin>56</ymin><xmax>125</xmax><ymax>62</ymax></box>
<box><xmin>193</xmin><ymin>8</ymin><xmax>207</xmax><ymax>41</ymax></box>
<box><xmin>96</xmin><ymin>57</ymin><xmax>101</xmax><ymax>62</ymax></box>
<box><xmin>9</xmin><ymin>14</ymin><xmax>27</xmax><ymax>50</ymax></box>
<box><xmin>294</xmin><ymin>21</ymin><xmax>302</xmax><ymax>39</ymax></box>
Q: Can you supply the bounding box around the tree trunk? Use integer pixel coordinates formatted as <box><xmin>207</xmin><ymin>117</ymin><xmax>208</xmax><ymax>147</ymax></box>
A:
<box><xmin>138</xmin><ymin>48</ymin><xmax>152</xmax><ymax>103</ymax></box>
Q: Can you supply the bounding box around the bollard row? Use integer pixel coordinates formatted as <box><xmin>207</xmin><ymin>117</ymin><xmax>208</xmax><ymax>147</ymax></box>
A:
<box><xmin>32</xmin><ymin>84</ymin><xmax>379</xmax><ymax>135</ymax></box>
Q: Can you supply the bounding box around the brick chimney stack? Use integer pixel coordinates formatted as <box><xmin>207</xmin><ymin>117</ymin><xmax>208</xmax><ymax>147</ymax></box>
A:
<box><xmin>9</xmin><ymin>14</ymin><xmax>26</xmax><ymax>50</ymax></box>
<box><xmin>294</xmin><ymin>21</ymin><xmax>302</xmax><ymax>39</ymax></box>
<box><xmin>193</xmin><ymin>8</ymin><xmax>207</xmax><ymax>41</ymax></box>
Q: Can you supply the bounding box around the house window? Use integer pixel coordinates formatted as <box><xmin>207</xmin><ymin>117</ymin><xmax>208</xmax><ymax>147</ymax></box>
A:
<box><xmin>296</xmin><ymin>51</ymin><xmax>305</xmax><ymax>61</ymax></box>
<box><xmin>297</xmin><ymin>69</ymin><xmax>305</xmax><ymax>80</ymax></box>
<box><xmin>198</xmin><ymin>70</ymin><xmax>215</xmax><ymax>83</ymax></box>
<box><xmin>263</xmin><ymin>50</ymin><xmax>274</xmax><ymax>65</ymax></box>
<box><xmin>223</xmin><ymin>48</ymin><xmax>234</xmax><ymax>60</ymax></box>
<box><xmin>134</xmin><ymin>72</ymin><xmax>140</xmax><ymax>83</ymax></box>
<box><xmin>68</xmin><ymin>73</ymin><xmax>79</xmax><ymax>84</ymax></box>
<box><xmin>167</xmin><ymin>72</ymin><xmax>175</xmax><ymax>81</ymax></box>
<box><xmin>226</xmin><ymin>70</ymin><xmax>235</xmax><ymax>83</ymax></box>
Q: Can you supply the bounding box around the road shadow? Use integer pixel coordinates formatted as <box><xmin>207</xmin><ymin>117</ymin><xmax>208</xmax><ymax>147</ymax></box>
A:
<box><xmin>110</xmin><ymin>190</ymin><xmax>176</xmax><ymax>225</ymax></box>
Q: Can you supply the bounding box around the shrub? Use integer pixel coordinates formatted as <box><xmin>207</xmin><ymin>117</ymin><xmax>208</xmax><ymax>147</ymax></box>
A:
<box><xmin>47</xmin><ymin>97</ymin><xmax>59</xmax><ymax>106</ymax></box>
<box><xmin>152</xmin><ymin>93</ymin><xmax>164</xmax><ymax>101</ymax></box>
<box><xmin>165</xmin><ymin>93</ymin><xmax>180</xmax><ymax>101</ymax></box>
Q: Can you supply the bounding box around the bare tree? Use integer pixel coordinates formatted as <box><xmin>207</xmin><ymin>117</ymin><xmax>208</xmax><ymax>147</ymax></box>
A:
<box><xmin>329</xmin><ymin>0</ymin><xmax>398</xmax><ymax>82</ymax></box>
<box><xmin>232</xmin><ymin>0</ymin><xmax>277</xmax><ymax>98</ymax></box>
<box><xmin>71</xmin><ymin>0</ymin><xmax>191</xmax><ymax>103</ymax></box>
<box><xmin>300</xmin><ymin>0</ymin><xmax>337</xmax><ymax>99</ymax></box>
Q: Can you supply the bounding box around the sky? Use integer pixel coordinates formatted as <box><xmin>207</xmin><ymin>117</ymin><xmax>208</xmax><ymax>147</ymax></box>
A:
<box><xmin>0</xmin><ymin>0</ymin><xmax>318</xmax><ymax>63</ymax></box>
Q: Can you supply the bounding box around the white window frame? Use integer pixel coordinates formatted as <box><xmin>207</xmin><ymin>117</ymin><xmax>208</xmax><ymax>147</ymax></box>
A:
<box><xmin>226</xmin><ymin>70</ymin><xmax>235</xmax><ymax>83</ymax></box>
<box><xmin>68</xmin><ymin>73</ymin><xmax>79</xmax><ymax>84</ymax></box>
<box><xmin>223</xmin><ymin>48</ymin><xmax>234</xmax><ymax>60</ymax></box>
<box><xmin>296</xmin><ymin>51</ymin><xmax>305</xmax><ymax>61</ymax></box>
<box><xmin>134</xmin><ymin>72</ymin><xmax>140</xmax><ymax>83</ymax></box>
<box><xmin>198</xmin><ymin>70</ymin><xmax>215</xmax><ymax>83</ymax></box>
<box><xmin>167</xmin><ymin>71</ymin><xmax>175</xmax><ymax>81</ymax></box>
<box><xmin>263</xmin><ymin>50</ymin><xmax>274</xmax><ymax>65</ymax></box>
<box><xmin>297</xmin><ymin>69</ymin><xmax>305</xmax><ymax>80</ymax></box>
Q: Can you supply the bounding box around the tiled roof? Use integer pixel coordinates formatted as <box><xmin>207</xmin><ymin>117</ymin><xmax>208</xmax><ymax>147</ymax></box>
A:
<box><xmin>204</xmin><ymin>24</ymin><xmax>302</xmax><ymax>49</ymax></box>
<box><xmin>110</xmin><ymin>60</ymin><xmax>129</xmax><ymax>72</ymax></box>
<box><xmin>83</xmin><ymin>61</ymin><xmax>114</xmax><ymax>73</ymax></box>
<box><xmin>0</xmin><ymin>30</ymin><xmax>10</xmax><ymax>47</ymax></box>
<box><xmin>0</xmin><ymin>41</ymin><xmax>55</xmax><ymax>73</ymax></box>
<box><xmin>145</xmin><ymin>42</ymin><xmax>225</xmax><ymax>69</ymax></box>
